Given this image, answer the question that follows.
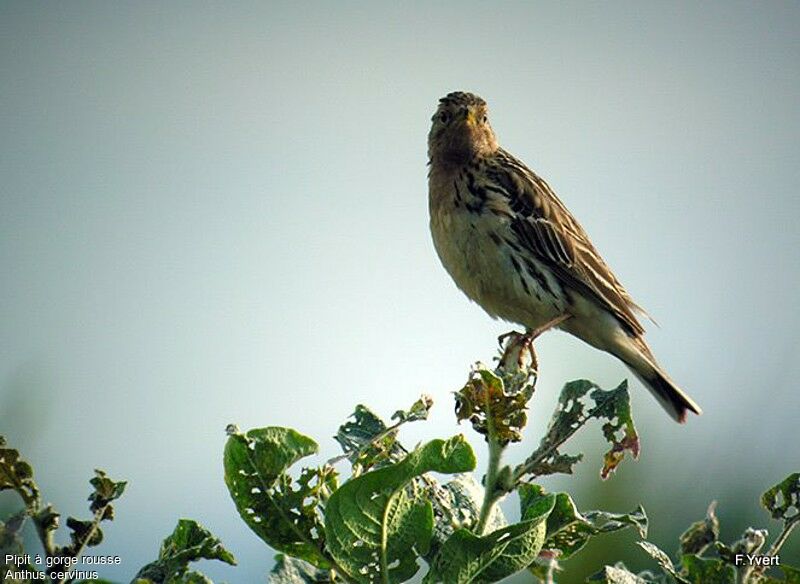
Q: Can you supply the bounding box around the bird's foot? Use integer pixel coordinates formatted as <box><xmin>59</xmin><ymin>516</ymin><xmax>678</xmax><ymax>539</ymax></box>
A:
<box><xmin>497</xmin><ymin>330</ymin><xmax>538</xmax><ymax>372</ymax></box>
<box><xmin>497</xmin><ymin>315</ymin><xmax>571</xmax><ymax>373</ymax></box>
<box><xmin>497</xmin><ymin>330</ymin><xmax>523</xmax><ymax>349</ymax></box>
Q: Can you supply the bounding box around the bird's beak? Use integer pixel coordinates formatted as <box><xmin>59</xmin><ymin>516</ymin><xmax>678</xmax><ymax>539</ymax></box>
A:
<box><xmin>465</xmin><ymin>108</ymin><xmax>478</xmax><ymax>127</ymax></box>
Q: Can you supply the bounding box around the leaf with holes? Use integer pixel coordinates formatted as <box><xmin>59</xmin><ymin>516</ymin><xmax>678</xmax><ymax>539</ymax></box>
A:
<box><xmin>391</xmin><ymin>394</ymin><xmax>434</xmax><ymax>424</ymax></box>
<box><xmin>454</xmin><ymin>365</ymin><xmax>533</xmax><ymax>445</ymax></box>
<box><xmin>0</xmin><ymin>436</ymin><xmax>40</xmax><ymax>506</ymax></box>
<box><xmin>587</xmin><ymin>563</ymin><xmax>663</xmax><ymax>583</ymax></box>
<box><xmin>680</xmin><ymin>554</ymin><xmax>736</xmax><ymax>584</ymax></box>
<box><xmin>679</xmin><ymin>502</ymin><xmax>719</xmax><ymax>556</ymax></box>
<box><xmin>268</xmin><ymin>554</ymin><xmax>333</xmax><ymax>584</ymax></box>
<box><xmin>715</xmin><ymin>527</ymin><xmax>767</xmax><ymax>564</ymax></box>
<box><xmin>428</xmin><ymin>473</ymin><xmax>507</xmax><ymax>555</ymax></box>
<box><xmin>521</xmin><ymin>484</ymin><xmax>647</xmax><ymax>562</ymax></box>
<box><xmin>224</xmin><ymin>426</ymin><xmax>335</xmax><ymax>568</ymax></box>
<box><xmin>517</xmin><ymin>379</ymin><xmax>639</xmax><ymax>480</ymax></box>
<box><xmin>133</xmin><ymin>519</ymin><xmax>235</xmax><ymax>583</ymax></box>
<box><xmin>761</xmin><ymin>473</ymin><xmax>800</xmax><ymax>522</ymax></box>
<box><xmin>335</xmin><ymin>405</ymin><xmax>406</xmax><ymax>472</ymax></box>
<box><xmin>88</xmin><ymin>469</ymin><xmax>127</xmax><ymax>514</ymax></box>
<box><xmin>423</xmin><ymin>491</ymin><xmax>555</xmax><ymax>584</ymax></box>
<box><xmin>638</xmin><ymin>541</ymin><xmax>688</xmax><ymax>583</ymax></box>
<box><xmin>591</xmin><ymin>381</ymin><xmax>640</xmax><ymax>480</ymax></box>
<box><xmin>324</xmin><ymin>435</ymin><xmax>476</xmax><ymax>583</ymax></box>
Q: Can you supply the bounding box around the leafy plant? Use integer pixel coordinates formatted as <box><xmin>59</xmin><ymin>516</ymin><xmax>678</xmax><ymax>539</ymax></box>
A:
<box><xmin>589</xmin><ymin>473</ymin><xmax>800</xmax><ymax>583</ymax></box>
<box><xmin>225</xmin><ymin>332</ymin><xmax>653</xmax><ymax>583</ymax></box>
<box><xmin>2</xmin><ymin>332</ymin><xmax>797</xmax><ymax>583</ymax></box>
<box><xmin>0</xmin><ymin>436</ymin><xmax>235</xmax><ymax>584</ymax></box>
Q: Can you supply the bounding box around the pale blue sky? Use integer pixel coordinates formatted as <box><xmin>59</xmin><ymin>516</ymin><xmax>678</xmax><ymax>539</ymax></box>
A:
<box><xmin>2</xmin><ymin>2</ymin><xmax>799</xmax><ymax>581</ymax></box>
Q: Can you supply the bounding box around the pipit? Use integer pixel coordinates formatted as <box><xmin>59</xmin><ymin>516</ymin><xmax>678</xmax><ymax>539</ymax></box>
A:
<box><xmin>428</xmin><ymin>91</ymin><xmax>701</xmax><ymax>423</ymax></box>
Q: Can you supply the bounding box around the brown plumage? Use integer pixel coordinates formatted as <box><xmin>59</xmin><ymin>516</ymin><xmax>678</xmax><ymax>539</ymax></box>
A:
<box><xmin>428</xmin><ymin>91</ymin><xmax>701</xmax><ymax>422</ymax></box>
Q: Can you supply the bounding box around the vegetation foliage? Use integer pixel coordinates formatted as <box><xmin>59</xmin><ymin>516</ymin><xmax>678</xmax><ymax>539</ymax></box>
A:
<box><xmin>1</xmin><ymin>333</ymin><xmax>797</xmax><ymax>583</ymax></box>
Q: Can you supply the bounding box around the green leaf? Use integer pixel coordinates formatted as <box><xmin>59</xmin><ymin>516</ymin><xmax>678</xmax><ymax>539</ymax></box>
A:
<box><xmin>715</xmin><ymin>527</ymin><xmax>767</xmax><ymax>563</ymax></box>
<box><xmin>591</xmin><ymin>381</ymin><xmax>640</xmax><ymax>480</ymax></box>
<box><xmin>226</xmin><ymin>426</ymin><xmax>318</xmax><ymax>484</ymax></box>
<box><xmin>780</xmin><ymin>565</ymin><xmax>800</xmax><ymax>583</ymax></box>
<box><xmin>335</xmin><ymin>405</ymin><xmax>389</xmax><ymax>454</ymax></box>
<box><xmin>33</xmin><ymin>504</ymin><xmax>60</xmax><ymax>533</ymax></box>
<box><xmin>638</xmin><ymin>541</ymin><xmax>687</xmax><ymax>583</ymax></box>
<box><xmin>679</xmin><ymin>502</ymin><xmax>719</xmax><ymax>556</ymax></box>
<box><xmin>754</xmin><ymin>565</ymin><xmax>800</xmax><ymax>584</ymax></box>
<box><xmin>160</xmin><ymin>519</ymin><xmax>235</xmax><ymax>565</ymax></box>
<box><xmin>1</xmin><ymin>511</ymin><xmax>40</xmax><ymax>584</ymax></box>
<box><xmin>224</xmin><ymin>426</ymin><xmax>333</xmax><ymax>568</ymax></box>
<box><xmin>166</xmin><ymin>572</ymin><xmax>213</xmax><ymax>584</ymax></box>
<box><xmin>424</xmin><ymin>492</ymin><xmax>555</xmax><ymax>583</ymax></box>
<box><xmin>429</xmin><ymin>473</ymin><xmax>506</xmax><ymax>551</ymax></box>
<box><xmin>335</xmin><ymin>395</ymin><xmax>435</xmax><ymax>474</ymax></box>
<box><xmin>527</xmin><ymin>452</ymin><xmax>584</xmax><ymax>477</ymax></box>
<box><xmin>0</xmin><ymin>436</ymin><xmax>40</xmax><ymax>506</ymax></box>
<box><xmin>587</xmin><ymin>563</ymin><xmax>659</xmax><ymax>583</ymax></box>
<box><xmin>268</xmin><ymin>554</ymin><xmax>332</xmax><ymax>583</ymax></box>
<box><xmin>67</xmin><ymin>516</ymin><xmax>104</xmax><ymax>548</ymax></box>
<box><xmin>391</xmin><ymin>395</ymin><xmax>434</xmax><ymax>424</ymax></box>
<box><xmin>57</xmin><ymin>469</ymin><xmax>127</xmax><ymax>556</ymax></box>
<box><xmin>454</xmin><ymin>364</ymin><xmax>534</xmax><ymax>444</ymax></box>
<box><xmin>89</xmin><ymin>469</ymin><xmax>127</xmax><ymax>513</ymax></box>
<box><xmin>520</xmin><ymin>484</ymin><xmax>646</xmax><ymax>561</ymax></box>
<box><xmin>0</xmin><ymin>510</ymin><xmax>26</xmax><ymax>555</ymax></box>
<box><xmin>761</xmin><ymin>473</ymin><xmax>800</xmax><ymax>521</ymax></box>
<box><xmin>134</xmin><ymin>519</ymin><xmax>236</xmax><ymax>583</ymax></box>
<box><xmin>325</xmin><ymin>435</ymin><xmax>476</xmax><ymax>583</ymax></box>
<box><xmin>680</xmin><ymin>555</ymin><xmax>735</xmax><ymax>584</ymax></box>
<box><xmin>583</xmin><ymin>508</ymin><xmax>648</xmax><ymax>539</ymax></box>
<box><xmin>334</xmin><ymin>405</ymin><xmax>406</xmax><ymax>472</ymax></box>
<box><xmin>517</xmin><ymin>380</ymin><xmax>639</xmax><ymax>480</ymax></box>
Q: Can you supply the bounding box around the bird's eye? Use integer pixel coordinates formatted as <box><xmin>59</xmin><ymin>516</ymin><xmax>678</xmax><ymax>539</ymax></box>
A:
<box><xmin>482</xmin><ymin>115</ymin><xmax>488</xmax><ymax>123</ymax></box>
<box><xmin>438</xmin><ymin>111</ymin><xmax>450</xmax><ymax>123</ymax></box>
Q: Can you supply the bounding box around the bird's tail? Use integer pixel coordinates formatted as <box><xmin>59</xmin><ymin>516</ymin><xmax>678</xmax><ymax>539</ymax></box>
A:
<box><xmin>630</xmin><ymin>363</ymin><xmax>702</xmax><ymax>423</ymax></box>
<box><xmin>615</xmin><ymin>337</ymin><xmax>702</xmax><ymax>423</ymax></box>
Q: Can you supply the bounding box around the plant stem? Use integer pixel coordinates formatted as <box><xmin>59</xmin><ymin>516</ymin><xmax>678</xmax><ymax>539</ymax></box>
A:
<box><xmin>511</xmin><ymin>405</ymin><xmax>597</xmax><ymax>485</ymax></box>
<box><xmin>746</xmin><ymin>514</ymin><xmax>800</xmax><ymax>581</ymax></box>
<box><xmin>474</xmin><ymin>330</ymin><xmax>537</xmax><ymax>535</ymax></box>
<box><xmin>766</xmin><ymin>515</ymin><xmax>799</xmax><ymax>558</ymax></box>
<box><xmin>52</xmin><ymin>505</ymin><xmax>107</xmax><ymax>584</ymax></box>
<box><xmin>476</xmin><ymin>435</ymin><xmax>504</xmax><ymax>535</ymax></box>
<box><xmin>2</xmin><ymin>457</ymin><xmax>55</xmax><ymax>556</ymax></box>
<box><xmin>474</xmin><ymin>356</ymin><xmax>510</xmax><ymax>540</ymax></box>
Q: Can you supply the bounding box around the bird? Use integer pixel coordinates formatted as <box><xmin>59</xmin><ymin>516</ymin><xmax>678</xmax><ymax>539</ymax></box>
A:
<box><xmin>427</xmin><ymin>91</ymin><xmax>701</xmax><ymax>423</ymax></box>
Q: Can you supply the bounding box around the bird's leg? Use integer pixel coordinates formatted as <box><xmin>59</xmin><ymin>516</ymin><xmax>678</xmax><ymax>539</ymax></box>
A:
<box><xmin>522</xmin><ymin>331</ymin><xmax>538</xmax><ymax>372</ymax></box>
<box><xmin>527</xmin><ymin>313</ymin><xmax>572</xmax><ymax>341</ymax></box>
<box><xmin>498</xmin><ymin>314</ymin><xmax>573</xmax><ymax>372</ymax></box>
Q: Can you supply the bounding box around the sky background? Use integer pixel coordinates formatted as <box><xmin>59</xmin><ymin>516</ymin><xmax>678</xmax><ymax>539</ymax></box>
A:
<box><xmin>1</xmin><ymin>1</ymin><xmax>799</xmax><ymax>581</ymax></box>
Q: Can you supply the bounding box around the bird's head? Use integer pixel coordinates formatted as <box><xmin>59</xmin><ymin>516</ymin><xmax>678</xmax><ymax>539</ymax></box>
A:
<box><xmin>428</xmin><ymin>91</ymin><xmax>499</xmax><ymax>167</ymax></box>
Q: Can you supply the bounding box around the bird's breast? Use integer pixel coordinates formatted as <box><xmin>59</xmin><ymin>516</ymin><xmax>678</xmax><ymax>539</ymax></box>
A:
<box><xmin>428</xmin><ymin>172</ymin><xmax>566</xmax><ymax>328</ymax></box>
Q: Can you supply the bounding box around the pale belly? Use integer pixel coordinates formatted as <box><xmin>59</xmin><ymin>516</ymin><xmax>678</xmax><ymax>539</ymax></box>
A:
<box><xmin>429</xmin><ymin>203</ymin><xmax>567</xmax><ymax>330</ymax></box>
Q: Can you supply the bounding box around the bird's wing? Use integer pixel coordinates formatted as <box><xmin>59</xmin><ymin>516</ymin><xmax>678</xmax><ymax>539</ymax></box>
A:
<box><xmin>488</xmin><ymin>149</ymin><xmax>647</xmax><ymax>336</ymax></box>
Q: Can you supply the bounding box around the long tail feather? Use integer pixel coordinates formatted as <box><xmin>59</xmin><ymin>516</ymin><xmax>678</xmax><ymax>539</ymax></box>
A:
<box><xmin>611</xmin><ymin>335</ymin><xmax>702</xmax><ymax>423</ymax></box>
<box><xmin>629</xmin><ymin>364</ymin><xmax>702</xmax><ymax>423</ymax></box>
